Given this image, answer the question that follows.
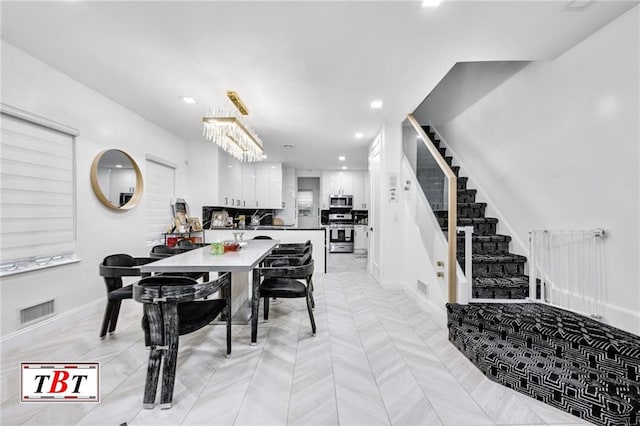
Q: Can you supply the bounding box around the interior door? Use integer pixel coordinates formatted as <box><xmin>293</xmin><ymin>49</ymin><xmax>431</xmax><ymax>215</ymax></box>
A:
<box><xmin>297</xmin><ymin>177</ymin><xmax>320</xmax><ymax>228</ymax></box>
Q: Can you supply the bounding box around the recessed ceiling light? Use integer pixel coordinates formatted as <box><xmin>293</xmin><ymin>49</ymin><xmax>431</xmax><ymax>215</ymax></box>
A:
<box><xmin>338</xmin><ymin>156</ymin><xmax>346</xmax><ymax>161</ymax></box>
<box><xmin>115</xmin><ymin>164</ymin><xmax>123</xmax><ymax>168</ymax></box>
<box><xmin>180</xmin><ymin>96</ymin><xmax>197</xmax><ymax>104</ymax></box>
<box><xmin>370</xmin><ymin>100</ymin><xmax>383</xmax><ymax>109</ymax></box>
<box><xmin>341</xmin><ymin>166</ymin><xmax>348</xmax><ymax>170</ymax></box>
<box><xmin>355</xmin><ymin>132</ymin><xmax>364</xmax><ymax>139</ymax></box>
<box><xmin>262</xmin><ymin>154</ymin><xmax>268</xmax><ymax>159</ymax></box>
<box><xmin>422</xmin><ymin>0</ymin><xmax>442</xmax><ymax>7</ymax></box>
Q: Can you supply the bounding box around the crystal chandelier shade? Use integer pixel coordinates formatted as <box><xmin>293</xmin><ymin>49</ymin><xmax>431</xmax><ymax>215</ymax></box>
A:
<box><xmin>202</xmin><ymin>108</ymin><xmax>264</xmax><ymax>162</ymax></box>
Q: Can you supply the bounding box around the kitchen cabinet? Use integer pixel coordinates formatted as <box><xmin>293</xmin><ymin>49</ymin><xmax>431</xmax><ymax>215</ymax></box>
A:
<box><xmin>241</xmin><ymin>163</ymin><xmax>256</xmax><ymax>208</ymax></box>
<box><xmin>354</xmin><ymin>224</ymin><xmax>368</xmax><ymax>257</ymax></box>
<box><xmin>278</xmin><ymin>168</ymin><xmax>297</xmax><ymax>225</ymax></box>
<box><xmin>351</xmin><ymin>171</ymin><xmax>368</xmax><ymax>210</ymax></box>
<box><xmin>321</xmin><ymin>170</ymin><xmax>369</xmax><ymax>209</ymax></box>
<box><xmin>255</xmin><ymin>162</ymin><xmax>282</xmax><ymax>209</ymax></box>
<box><xmin>199</xmin><ymin>144</ymin><xmax>282</xmax><ymax>209</ymax></box>
<box><xmin>321</xmin><ymin>170</ymin><xmax>355</xmax><ymax>208</ymax></box>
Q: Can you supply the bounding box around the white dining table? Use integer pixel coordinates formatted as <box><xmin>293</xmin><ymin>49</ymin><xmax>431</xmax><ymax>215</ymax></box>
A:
<box><xmin>140</xmin><ymin>239</ymin><xmax>278</xmax><ymax>329</ymax></box>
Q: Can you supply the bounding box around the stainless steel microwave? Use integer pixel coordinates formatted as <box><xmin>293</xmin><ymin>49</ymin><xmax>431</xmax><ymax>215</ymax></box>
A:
<box><xmin>329</xmin><ymin>195</ymin><xmax>353</xmax><ymax>208</ymax></box>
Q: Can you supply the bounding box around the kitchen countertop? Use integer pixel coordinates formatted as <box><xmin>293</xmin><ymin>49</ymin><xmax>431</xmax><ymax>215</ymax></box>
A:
<box><xmin>208</xmin><ymin>227</ymin><xmax>325</xmax><ymax>231</ymax></box>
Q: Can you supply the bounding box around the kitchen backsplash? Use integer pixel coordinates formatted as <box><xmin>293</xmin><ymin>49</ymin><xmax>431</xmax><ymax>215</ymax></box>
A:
<box><xmin>203</xmin><ymin>207</ymin><xmax>274</xmax><ymax>229</ymax></box>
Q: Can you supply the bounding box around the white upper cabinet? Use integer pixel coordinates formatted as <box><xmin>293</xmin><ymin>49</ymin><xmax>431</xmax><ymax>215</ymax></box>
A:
<box><xmin>241</xmin><ymin>162</ymin><xmax>256</xmax><ymax>209</ymax></box>
<box><xmin>189</xmin><ymin>144</ymin><xmax>282</xmax><ymax>210</ymax></box>
<box><xmin>321</xmin><ymin>170</ymin><xmax>367</xmax><ymax>209</ymax></box>
<box><xmin>278</xmin><ymin>168</ymin><xmax>296</xmax><ymax>225</ymax></box>
<box><xmin>255</xmin><ymin>162</ymin><xmax>282</xmax><ymax>209</ymax></box>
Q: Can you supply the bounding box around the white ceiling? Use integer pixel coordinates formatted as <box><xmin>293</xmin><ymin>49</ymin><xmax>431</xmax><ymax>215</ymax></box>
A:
<box><xmin>1</xmin><ymin>1</ymin><xmax>637</xmax><ymax>171</ymax></box>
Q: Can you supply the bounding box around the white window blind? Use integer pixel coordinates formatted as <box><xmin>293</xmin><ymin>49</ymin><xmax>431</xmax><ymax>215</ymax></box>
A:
<box><xmin>145</xmin><ymin>156</ymin><xmax>175</xmax><ymax>246</ymax></box>
<box><xmin>0</xmin><ymin>106</ymin><xmax>78</xmax><ymax>275</ymax></box>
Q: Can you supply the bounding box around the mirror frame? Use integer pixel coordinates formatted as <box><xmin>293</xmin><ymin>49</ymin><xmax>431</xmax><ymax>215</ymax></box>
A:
<box><xmin>90</xmin><ymin>149</ymin><xmax>144</xmax><ymax>210</ymax></box>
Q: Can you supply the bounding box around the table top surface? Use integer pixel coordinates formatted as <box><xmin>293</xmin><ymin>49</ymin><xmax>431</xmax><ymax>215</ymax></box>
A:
<box><xmin>140</xmin><ymin>240</ymin><xmax>278</xmax><ymax>273</ymax></box>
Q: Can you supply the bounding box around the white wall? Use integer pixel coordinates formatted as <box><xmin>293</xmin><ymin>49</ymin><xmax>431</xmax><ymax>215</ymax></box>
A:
<box><xmin>0</xmin><ymin>41</ymin><xmax>191</xmax><ymax>336</ymax></box>
<box><xmin>437</xmin><ymin>7</ymin><xmax>640</xmax><ymax>334</ymax></box>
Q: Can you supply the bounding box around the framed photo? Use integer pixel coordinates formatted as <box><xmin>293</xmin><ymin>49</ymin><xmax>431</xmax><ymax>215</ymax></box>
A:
<box><xmin>188</xmin><ymin>217</ymin><xmax>202</xmax><ymax>231</ymax></box>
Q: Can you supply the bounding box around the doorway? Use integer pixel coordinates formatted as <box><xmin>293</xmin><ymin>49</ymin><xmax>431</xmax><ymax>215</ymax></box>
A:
<box><xmin>369</xmin><ymin>137</ymin><xmax>381</xmax><ymax>279</ymax></box>
<box><xmin>297</xmin><ymin>177</ymin><xmax>320</xmax><ymax>228</ymax></box>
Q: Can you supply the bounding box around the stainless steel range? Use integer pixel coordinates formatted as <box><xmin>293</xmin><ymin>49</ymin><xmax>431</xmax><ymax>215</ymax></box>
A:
<box><xmin>328</xmin><ymin>212</ymin><xmax>354</xmax><ymax>253</ymax></box>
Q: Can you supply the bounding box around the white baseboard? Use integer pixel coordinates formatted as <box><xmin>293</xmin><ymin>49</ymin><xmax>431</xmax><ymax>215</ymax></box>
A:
<box><xmin>1</xmin><ymin>298</ymin><xmax>104</xmax><ymax>352</ymax></box>
<box><xmin>599</xmin><ymin>302</ymin><xmax>640</xmax><ymax>336</ymax></box>
<box><xmin>401</xmin><ymin>281</ymin><xmax>448</xmax><ymax>329</ymax></box>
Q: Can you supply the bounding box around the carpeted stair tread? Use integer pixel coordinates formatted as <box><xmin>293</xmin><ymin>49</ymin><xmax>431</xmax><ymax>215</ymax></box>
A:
<box><xmin>434</xmin><ymin>202</ymin><xmax>488</xmax><ymax>219</ymax></box>
<box><xmin>473</xmin><ymin>275</ymin><xmax>529</xmax><ymax>289</ymax></box>
<box><xmin>446</xmin><ymin>303</ymin><xmax>640</xmax><ymax>425</ymax></box>
<box><xmin>451</xmin><ymin>325</ymin><xmax>639</xmax><ymax>425</ymax></box>
<box><xmin>472</xmin><ymin>275</ymin><xmax>530</xmax><ymax>299</ymax></box>
<box><xmin>456</xmin><ymin>234</ymin><xmax>512</xmax><ymax>243</ymax></box>
<box><xmin>442</xmin><ymin>217</ymin><xmax>499</xmax><ymax>236</ymax></box>
<box><xmin>463</xmin><ymin>253</ymin><xmax>527</xmax><ymax>264</ymax></box>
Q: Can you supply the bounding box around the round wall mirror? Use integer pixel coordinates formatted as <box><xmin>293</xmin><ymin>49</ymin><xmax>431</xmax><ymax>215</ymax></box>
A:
<box><xmin>90</xmin><ymin>149</ymin><xmax>143</xmax><ymax>210</ymax></box>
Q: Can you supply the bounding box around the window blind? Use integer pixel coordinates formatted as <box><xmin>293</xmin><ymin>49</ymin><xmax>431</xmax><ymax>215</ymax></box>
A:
<box><xmin>145</xmin><ymin>156</ymin><xmax>175</xmax><ymax>246</ymax></box>
<box><xmin>0</xmin><ymin>109</ymin><xmax>77</xmax><ymax>273</ymax></box>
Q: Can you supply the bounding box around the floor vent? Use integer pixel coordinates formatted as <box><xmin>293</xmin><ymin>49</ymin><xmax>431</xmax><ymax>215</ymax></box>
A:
<box><xmin>417</xmin><ymin>280</ymin><xmax>428</xmax><ymax>296</ymax></box>
<box><xmin>19</xmin><ymin>299</ymin><xmax>55</xmax><ymax>326</ymax></box>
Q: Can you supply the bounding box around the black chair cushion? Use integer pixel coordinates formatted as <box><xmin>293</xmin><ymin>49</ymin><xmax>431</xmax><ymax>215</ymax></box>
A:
<box><xmin>108</xmin><ymin>285</ymin><xmax>133</xmax><ymax>300</ymax></box>
<box><xmin>263</xmin><ymin>252</ymin><xmax>311</xmax><ymax>267</ymax></box>
<box><xmin>104</xmin><ymin>253</ymin><xmax>136</xmax><ymax>267</ymax></box>
<box><xmin>260</xmin><ymin>277</ymin><xmax>307</xmax><ymax>298</ymax></box>
<box><xmin>177</xmin><ymin>300</ymin><xmax>226</xmax><ymax>335</ymax></box>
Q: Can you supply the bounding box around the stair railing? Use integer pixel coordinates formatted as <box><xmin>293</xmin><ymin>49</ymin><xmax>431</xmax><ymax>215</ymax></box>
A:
<box><xmin>405</xmin><ymin>114</ymin><xmax>457</xmax><ymax>302</ymax></box>
<box><xmin>456</xmin><ymin>226</ymin><xmax>474</xmax><ymax>304</ymax></box>
<box><xmin>528</xmin><ymin>228</ymin><xmax>606</xmax><ymax>319</ymax></box>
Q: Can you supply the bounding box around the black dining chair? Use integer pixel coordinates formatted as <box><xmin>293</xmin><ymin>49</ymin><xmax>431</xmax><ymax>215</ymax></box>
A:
<box><xmin>253</xmin><ymin>258</ymin><xmax>316</xmax><ymax>339</ymax></box>
<box><xmin>149</xmin><ymin>244</ymin><xmax>209</xmax><ymax>282</ymax></box>
<box><xmin>134</xmin><ymin>272</ymin><xmax>231</xmax><ymax>409</ymax></box>
<box><xmin>262</xmin><ymin>243</ymin><xmax>315</xmax><ymax>307</ymax></box>
<box><xmin>98</xmin><ymin>254</ymin><xmax>155</xmax><ymax>339</ymax></box>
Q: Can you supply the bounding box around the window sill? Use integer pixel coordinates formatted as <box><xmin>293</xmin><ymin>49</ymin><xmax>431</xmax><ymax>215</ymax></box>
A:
<box><xmin>0</xmin><ymin>255</ymin><xmax>81</xmax><ymax>278</ymax></box>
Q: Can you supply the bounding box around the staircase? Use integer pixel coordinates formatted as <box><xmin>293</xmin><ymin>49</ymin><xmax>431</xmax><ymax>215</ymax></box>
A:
<box><xmin>417</xmin><ymin>126</ymin><xmax>529</xmax><ymax>299</ymax></box>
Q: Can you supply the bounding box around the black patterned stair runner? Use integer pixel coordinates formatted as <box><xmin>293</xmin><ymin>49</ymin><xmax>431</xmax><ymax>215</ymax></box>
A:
<box><xmin>447</xmin><ymin>303</ymin><xmax>640</xmax><ymax>426</ymax></box>
<box><xmin>421</xmin><ymin>125</ymin><xmax>530</xmax><ymax>299</ymax></box>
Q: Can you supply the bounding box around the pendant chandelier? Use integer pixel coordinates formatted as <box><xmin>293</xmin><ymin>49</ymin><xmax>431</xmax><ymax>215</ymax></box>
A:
<box><xmin>202</xmin><ymin>91</ymin><xmax>264</xmax><ymax>162</ymax></box>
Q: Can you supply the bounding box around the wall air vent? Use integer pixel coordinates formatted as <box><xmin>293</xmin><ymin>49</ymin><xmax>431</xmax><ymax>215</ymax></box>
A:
<box><xmin>19</xmin><ymin>299</ymin><xmax>55</xmax><ymax>327</ymax></box>
<box><xmin>283</xmin><ymin>144</ymin><xmax>295</xmax><ymax>148</ymax></box>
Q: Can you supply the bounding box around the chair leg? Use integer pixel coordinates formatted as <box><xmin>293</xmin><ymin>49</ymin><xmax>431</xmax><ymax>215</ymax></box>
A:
<box><xmin>309</xmin><ymin>290</ymin><xmax>315</xmax><ymax>310</ymax></box>
<box><xmin>143</xmin><ymin>347</ymin><xmax>162</xmax><ymax>409</ymax></box>
<box><xmin>306</xmin><ymin>293</ymin><xmax>316</xmax><ymax>336</ymax></box>
<box><xmin>251</xmin><ymin>269</ymin><xmax>260</xmax><ymax>345</ymax></box>
<box><xmin>307</xmin><ymin>277</ymin><xmax>315</xmax><ymax>309</ymax></box>
<box><xmin>100</xmin><ymin>300</ymin><xmax>115</xmax><ymax>338</ymax></box>
<box><xmin>226</xmin><ymin>290</ymin><xmax>232</xmax><ymax>357</ymax></box>
<box><xmin>160</xmin><ymin>303</ymin><xmax>179</xmax><ymax>409</ymax></box>
<box><xmin>107</xmin><ymin>299</ymin><xmax>122</xmax><ymax>333</ymax></box>
<box><xmin>142</xmin><ymin>304</ymin><xmax>164</xmax><ymax>408</ymax></box>
<box><xmin>263</xmin><ymin>297</ymin><xmax>270</xmax><ymax>321</ymax></box>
